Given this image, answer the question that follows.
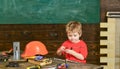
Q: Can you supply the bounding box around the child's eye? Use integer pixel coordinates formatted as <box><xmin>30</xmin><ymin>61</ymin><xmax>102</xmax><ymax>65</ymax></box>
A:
<box><xmin>68</xmin><ymin>35</ymin><xmax>72</xmax><ymax>37</ymax></box>
<box><xmin>74</xmin><ymin>35</ymin><xmax>77</xmax><ymax>37</ymax></box>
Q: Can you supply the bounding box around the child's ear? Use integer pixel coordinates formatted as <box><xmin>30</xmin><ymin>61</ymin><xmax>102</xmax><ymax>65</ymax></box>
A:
<box><xmin>79</xmin><ymin>33</ymin><xmax>82</xmax><ymax>37</ymax></box>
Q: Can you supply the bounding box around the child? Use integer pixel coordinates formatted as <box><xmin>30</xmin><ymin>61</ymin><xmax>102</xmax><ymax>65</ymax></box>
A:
<box><xmin>56</xmin><ymin>21</ymin><xmax>88</xmax><ymax>63</ymax></box>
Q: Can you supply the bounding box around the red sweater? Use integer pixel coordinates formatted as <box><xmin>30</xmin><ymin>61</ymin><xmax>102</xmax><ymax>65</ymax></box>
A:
<box><xmin>60</xmin><ymin>40</ymin><xmax>88</xmax><ymax>63</ymax></box>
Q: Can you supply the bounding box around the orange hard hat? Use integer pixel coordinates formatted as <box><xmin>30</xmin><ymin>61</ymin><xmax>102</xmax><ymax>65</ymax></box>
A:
<box><xmin>21</xmin><ymin>41</ymin><xmax>48</xmax><ymax>58</ymax></box>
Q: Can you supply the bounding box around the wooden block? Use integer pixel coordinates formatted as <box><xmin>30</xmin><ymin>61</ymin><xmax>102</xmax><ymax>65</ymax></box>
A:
<box><xmin>100</xmin><ymin>57</ymin><xmax>108</xmax><ymax>62</ymax></box>
<box><xmin>100</xmin><ymin>40</ymin><xmax>108</xmax><ymax>45</ymax></box>
<box><xmin>100</xmin><ymin>31</ymin><xmax>108</xmax><ymax>36</ymax></box>
<box><xmin>100</xmin><ymin>49</ymin><xmax>108</xmax><ymax>54</ymax></box>
<box><xmin>103</xmin><ymin>66</ymin><xmax>108</xmax><ymax>69</ymax></box>
<box><xmin>100</xmin><ymin>22</ymin><xmax>108</xmax><ymax>28</ymax></box>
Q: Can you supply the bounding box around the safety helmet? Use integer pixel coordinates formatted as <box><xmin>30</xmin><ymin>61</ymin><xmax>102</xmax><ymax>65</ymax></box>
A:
<box><xmin>21</xmin><ymin>41</ymin><xmax>48</xmax><ymax>58</ymax></box>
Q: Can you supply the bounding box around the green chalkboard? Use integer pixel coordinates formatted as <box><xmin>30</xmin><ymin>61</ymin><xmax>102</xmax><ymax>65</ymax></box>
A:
<box><xmin>0</xmin><ymin>0</ymin><xmax>100</xmax><ymax>24</ymax></box>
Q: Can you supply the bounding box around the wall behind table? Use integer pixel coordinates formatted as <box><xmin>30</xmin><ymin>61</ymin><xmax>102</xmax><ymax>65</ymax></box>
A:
<box><xmin>0</xmin><ymin>0</ymin><xmax>100</xmax><ymax>24</ymax></box>
<box><xmin>0</xmin><ymin>24</ymin><xmax>100</xmax><ymax>65</ymax></box>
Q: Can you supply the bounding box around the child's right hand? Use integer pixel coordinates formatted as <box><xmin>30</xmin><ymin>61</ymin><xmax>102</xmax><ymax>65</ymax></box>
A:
<box><xmin>59</xmin><ymin>46</ymin><xmax>65</xmax><ymax>52</ymax></box>
<box><xmin>57</xmin><ymin>46</ymin><xmax>66</xmax><ymax>56</ymax></box>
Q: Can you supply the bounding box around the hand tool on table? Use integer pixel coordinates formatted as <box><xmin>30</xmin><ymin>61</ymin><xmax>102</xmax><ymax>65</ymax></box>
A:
<box><xmin>27</xmin><ymin>65</ymin><xmax>41</xmax><ymax>69</ymax></box>
<box><xmin>28</xmin><ymin>58</ymin><xmax>52</xmax><ymax>66</ymax></box>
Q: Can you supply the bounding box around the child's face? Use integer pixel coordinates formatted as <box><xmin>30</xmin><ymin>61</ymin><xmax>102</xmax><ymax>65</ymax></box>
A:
<box><xmin>67</xmin><ymin>32</ymin><xmax>81</xmax><ymax>43</ymax></box>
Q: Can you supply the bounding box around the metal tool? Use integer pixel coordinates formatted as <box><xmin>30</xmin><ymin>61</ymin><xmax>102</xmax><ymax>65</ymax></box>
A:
<box><xmin>27</xmin><ymin>65</ymin><xmax>41</xmax><ymax>69</ymax></box>
<box><xmin>13</xmin><ymin>42</ymin><xmax>20</xmax><ymax>60</ymax></box>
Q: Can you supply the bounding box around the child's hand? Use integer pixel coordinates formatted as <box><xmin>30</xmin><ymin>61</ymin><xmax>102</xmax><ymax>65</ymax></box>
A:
<box><xmin>65</xmin><ymin>49</ymin><xmax>74</xmax><ymax>55</ymax></box>
<box><xmin>59</xmin><ymin>46</ymin><xmax>65</xmax><ymax>52</ymax></box>
<box><xmin>57</xmin><ymin>46</ymin><xmax>66</xmax><ymax>56</ymax></box>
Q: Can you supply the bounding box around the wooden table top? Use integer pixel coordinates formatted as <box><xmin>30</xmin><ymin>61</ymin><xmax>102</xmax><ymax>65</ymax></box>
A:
<box><xmin>0</xmin><ymin>58</ymin><xmax>103</xmax><ymax>69</ymax></box>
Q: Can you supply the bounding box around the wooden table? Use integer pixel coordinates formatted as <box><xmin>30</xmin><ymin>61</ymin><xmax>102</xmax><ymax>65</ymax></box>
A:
<box><xmin>0</xmin><ymin>58</ymin><xmax>103</xmax><ymax>69</ymax></box>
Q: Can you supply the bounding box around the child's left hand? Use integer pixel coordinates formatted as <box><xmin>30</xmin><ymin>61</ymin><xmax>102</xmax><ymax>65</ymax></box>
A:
<box><xmin>64</xmin><ymin>49</ymin><xmax>74</xmax><ymax>55</ymax></box>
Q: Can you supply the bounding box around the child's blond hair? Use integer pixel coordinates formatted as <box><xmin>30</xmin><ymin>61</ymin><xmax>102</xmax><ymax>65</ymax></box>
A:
<box><xmin>66</xmin><ymin>21</ymin><xmax>82</xmax><ymax>34</ymax></box>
